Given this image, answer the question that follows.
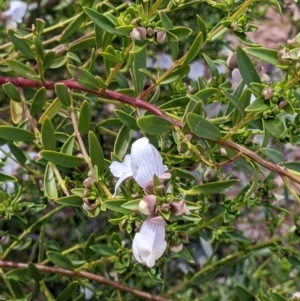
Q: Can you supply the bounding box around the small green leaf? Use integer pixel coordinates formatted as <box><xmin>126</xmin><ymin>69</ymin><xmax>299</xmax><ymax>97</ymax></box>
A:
<box><xmin>189</xmin><ymin>179</ymin><xmax>239</xmax><ymax>194</ymax></box>
<box><xmin>121</xmin><ymin>199</ymin><xmax>140</xmax><ymax>210</ymax></box>
<box><xmin>235</xmin><ymin>285</ymin><xmax>255</xmax><ymax>301</ymax></box>
<box><xmin>0</xmin><ymin>126</ymin><xmax>35</xmax><ymax>141</ymax></box>
<box><xmin>55</xmin><ymin>195</ymin><xmax>83</xmax><ymax>207</ymax></box>
<box><xmin>2</xmin><ymin>82</ymin><xmax>21</xmax><ymax>102</ymax></box>
<box><xmin>56</xmin><ymin>282</ymin><xmax>79</xmax><ymax>301</ymax></box>
<box><xmin>41</xmin><ymin>117</ymin><xmax>56</xmax><ymax>151</ymax></box>
<box><xmin>114</xmin><ymin>125</ymin><xmax>132</xmax><ymax>159</ymax></box>
<box><xmin>167</xmin><ymin>26</ymin><xmax>192</xmax><ymax>42</ymax></box>
<box><xmin>89</xmin><ymin>245</ymin><xmax>117</xmax><ymax>256</ymax></box>
<box><xmin>61</xmin><ymin>12</ymin><xmax>85</xmax><ymax>40</ymax></box>
<box><xmin>177</xmin><ymin>247</ymin><xmax>195</xmax><ymax>263</ymax></box>
<box><xmin>39</xmin><ymin>98</ymin><xmax>62</xmax><ymax>124</ymax></box>
<box><xmin>245</xmin><ymin>97</ymin><xmax>268</xmax><ymax>112</ymax></box>
<box><xmin>78</xmin><ymin>100</ymin><xmax>92</xmax><ymax>134</ymax></box>
<box><xmin>30</xmin><ymin>87</ymin><xmax>47</xmax><ymax>116</ymax></box>
<box><xmin>196</xmin><ymin>15</ymin><xmax>207</xmax><ymax>41</ymax></box>
<box><xmin>114</xmin><ymin>109</ymin><xmax>139</xmax><ymax>130</ymax></box>
<box><xmin>236</xmin><ymin>46</ymin><xmax>261</xmax><ymax>86</ymax></box>
<box><xmin>222</xmin><ymin>90</ymin><xmax>244</xmax><ymax>118</ymax></box>
<box><xmin>46</xmin><ymin>251</ymin><xmax>74</xmax><ymax>270</ymax></box>
<box><xmin>44</xmin><ymin>163</ymin><xmax>58</xmax><ymax>200</ymax></box>
<box><xmin>83</xmin><ymin>7</ymin><xmax>124</xmax><ymax>36</ymax></box>
<box><xmin>34</xmin><ymin>36</ymin><xmax>45</xmax><ymax>60</ymax></box>
<box><xmin>183</xmin><ymin>32</ymin><xmax>203</xmax><ymax>64</ymax></box>
<box><xmin>269</xmin><ymin>292</ymin><xmax>289</xmax><ymax>301</ymax></box>
<box><xmin>103</xmin><ymin>200</ymin><xmax>130</xmax><ymax>215</ymax></box>
<box><xmin>160</xmin><ymin>65</ymin><xmax>190</xmax><ymax>85</ymax></box>
<box><xmin>10</xmin><ymin>99</ymin><xmax>23</xmax><ymax>124</ymax></box>
<box><xmin>0</xmin><ymin>172</ymin><xmax>18</xmax><ymax>182</ymax></box>
<box><xmin>259</xmin><ymin>148</ymin><xmax>285</xmax><ymax>163</ymax></box>
<box><xmin>6</xmin><ymin>60</ymin><xmax>39</xmax><ymax>80</ymax></box>
<box><xmin>7</xmin><ymin>29</ymin><xmax>35</xmax><ymax>58</ymax></box>
<box><xmin>40</xmin><ymin>151</ymin><xmax>85</xmax><ymax>168</ymax></box>
<box><xmin>137</xmin><ymin>116</ymin><xmax>173</xmax><ymax>135</ymax></box>
<box><xmin>263</xmin><ymin>118</ymin><xmax>285</xmax><ymax>138</ymax></box>
<box><xmin>186</xmin><ymin>113</ymin><xmax>221</xmax><ymax>140</ymax></box>
<box><xmin>28</xmin><ymin>263</ymin><xmax>42</xmax><ymax>282</ymax></box>
<box><xmin>60</xmin><ymin>135</ymin><xmax>75</xmax><ymax>155</ymax></box>
<box><xmin>55</xmin><ymin>83</ymin><xmax>71</xmax><ymax>107</ymax></box>
<box><xmin>88</xmin><ymin>131</ymin><xmax>105</xmax><ymax>175</ymax></box>
<box><xmin>244</xmin><ymin>47</ymin><xmax>279</xmax><ymax>66</ymax></box>
<box><xmin>203</xmin><ymin>54</ymin><xmax>219</xmax><ymax>78</ymax></box>
<box><xmin>189</xmin><ymin>267</ymin><xmax>221</xmax><ymax>286</ymax></box>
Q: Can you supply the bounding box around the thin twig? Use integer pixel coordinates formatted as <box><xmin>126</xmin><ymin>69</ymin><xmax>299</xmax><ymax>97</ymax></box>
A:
<box><xmin>0</xmin><ymin>260</ymin><xmax>172</xmax><ymax>301</ymax></box>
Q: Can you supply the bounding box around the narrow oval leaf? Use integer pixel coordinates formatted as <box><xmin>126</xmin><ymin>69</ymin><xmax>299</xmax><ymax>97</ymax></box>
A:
<box><xmin>0</xmin><ymin>126</ymin><xmax>35</xmax><ymax>141</ymax></box>
<box><xmin>78</xmin><ymin>100</ymin><xmax>92</xmax><ymax>134</ymax></box>
<box><xmin>88</xmin><ymin>131</ymin><xmax>105</xmax><ymax>175</ymax></box>
<box><xmin>7</xmin><ymin>29</ymin><xmax>35</xmax><ymax>58</ymax></box>
<box><xmin>44</xmin><ymin>163</ymin><xmax>58</xmax><ymax>199</ymax></box>
<box><xmin>30</xmin><ymin>87</ymin><xmax>47</xmax><ymax>116</ymax></box>
<box><xmin>61</xmin><ymin>12</ymin><xmax>85</xmax><ymax>40</ymax></box>
<box><xmin>0</xmin><ymin>172</ymin><xmax>18</xmax><ymax>182</ymax></box>
<box><xmin>235</xmin><ymin>285</ymin><xmax>255</xmax><ymax>301</ymax></box>
<box><xmin>245</xmin><ymin>47</ymin><xmax>279</xmax><ymax>66</ymax></box>
<box><xmin>6</xmin><ymin>60</ymin><xmax>38</xmax><ymax>80</ymax></box>
<box><xmin>259</xmin><ymin>148</ymin><xmax>285</xmax><ymax>163</ymax></box>
<box><xmin>114</xmin><ymin>109</ymin><xmax>138</xmax><ymax>130</ymax></box>
<box><xmin>10</xmin><ymin>99</ymin><xmax>23</xmax><ymax>124</ymax></box>
<box><xmin>41</xmin><ymin>117</ymin><xmax>56</xmax><ymax>151</ymax></box>
<box><xmin>263</xmin><ymin>118</ymin><xmax>285</xmax><ymax>138</ymax></box>
<box><xmin>55</xmin><ymin>195</ymin><xmax>83</xmax><ymax>207</ymax></box>
<box><xmin>236</xmin><ymin>46</ymin><xmax>261</xmax><ymax>86</ymax></box>
<box><xmin>160</xmin><ymin>65</ymin><xmax>190</xmax><ymax>85</ymax></box>
<box><xmin>137</xmin><ymin>115</ymin><xmax>173</xmax><ymax>135</ymax></box>
<box><xmin>40</xmin><ymin>151</ymin><xmax>84</xmax><ymax>168</ymax></box>
<box><xmin>39</xmin><ymin>98</ymin><xmax>62</xmax><ymax>123</ymax></box>
<box><xmin>55</xmin><ymin>83</ymin><xmax>71</xmax><ymax>107</ymax></box>
<box><xmin>56</xmin><ymin>282</ymin><xmax>79</xmax><ymax>301</ymax></box>
<box><xmin>186</xmin><ymin>113</ymin><xmax>221</xmax><ymax>140</ymax></box>
<box><xmin>46</xmin><ymin>251</ymin><xmax>74</xmax><ymax>270</ymax></box>
<box><xmin>183</xmin><ymin>32</ymin><xmax>203</xmax><ymax>64</ymax></box>
<box><xmin>114</xmin><ymin>125</ymin><xmax>132</xmax><ymax>159</ymax></box>
<box><xmin>2</xmin><ymin>82</ymin><xmax>21</xmax><ymax>102</ymax></box>
<box><xmin>190</xmin><ymin>179</ymin><xmax>239</xmax><ymax>194</ymax></box>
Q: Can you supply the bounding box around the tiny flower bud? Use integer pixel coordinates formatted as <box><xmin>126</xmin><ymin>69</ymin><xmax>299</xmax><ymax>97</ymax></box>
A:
<box><xmin>170</xmin><ymin>243</ymin><xmax>183</xmax><ymax>253</ymax></box>
<box><xmin>278</xmin><ymin>101</ymin><xmax>288</xmax><ymax>109</ymax></box>
<box><xmin>130</xmin><ymin>27</ymin><xmax>147</xmax><ymax>41</ymax></box>
<box><xmin>140</xmin><ymin>195</ymin><xmax>156</xmax><ymax>215</ymax></box>
<box><xmin>262</xmin><ymin>87</ymin><xmax>273</xmax><ymax>100</ymax></box>
<box><xmin>160</xmin><ymin>203</ymin><xmax>170</xmax><ymax>212</ymax></box>
<box><xmin>139</xmin><ymin>200</ymin><xmax>151</xmax><ymax>215</ymax></box>
<box><xmin>146</xmin><ymin>27</ymin><xmax>154</xmax><ymax>36</ymax></box>
<box><xmin>292</xmin><ymin>292</ymin><xmax>300</xmax><ymax>301</ymax></box>
<box><xmin>170</xmin><ymin>199</ymin><xmax>190</xmax><ymax>216</ymax></box>
<box><xmin>155</xmin><ymin>30</ymin><xmax>167</xmax><ymax>44</ymax></box>
<box><xmin>83</xmin><ymin>176</ymin><xmax>95</xmax><ymax>188</ymax></box>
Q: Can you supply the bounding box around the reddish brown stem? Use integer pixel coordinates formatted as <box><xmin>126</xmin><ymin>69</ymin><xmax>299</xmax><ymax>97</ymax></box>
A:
<box><xmin>0</xmin><ymin>260</ymin><xmax>172</xmax><ymax>301</ymax></box>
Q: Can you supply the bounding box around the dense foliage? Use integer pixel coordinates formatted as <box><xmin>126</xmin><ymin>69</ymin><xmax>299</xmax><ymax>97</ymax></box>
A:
<box><xmin>1</xmin><ymin>0</ymin><xmax>300</xmax><ymax>300</ymax></box>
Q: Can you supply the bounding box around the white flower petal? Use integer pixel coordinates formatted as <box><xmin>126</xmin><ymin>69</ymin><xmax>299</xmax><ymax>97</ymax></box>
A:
<box><xmin>132</xmin><ymin>217</ymin><xmax>167</xmax><ymax>268</ymax></box>
<box><xmin>109</xmin><ymin>155</ymin><xmax>133</xmax><ymax>196</ymax></box>
<box><xmin>5</xmin><ymin>1</ymin><xmax>27</xmax><ymax>22</ymax></box>
<box><xmin>130</xmin><ymin>137</ymin><xmax>166</xmax><ymax>188</ymax></box>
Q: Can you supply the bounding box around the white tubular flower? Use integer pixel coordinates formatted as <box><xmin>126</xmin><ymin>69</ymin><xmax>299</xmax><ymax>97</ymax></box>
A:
<box><xmin>109</xmin><ymin>137</ymin><xmax>168</xmax><ymax>196</ymax></box>
<box><xmin>1</xmin><ymin>1</ymin><xmax>27</xmax><ymax>29</ymax></box>
<box><xmin>132</xmin><ymin>216</ymin><xmax>167</xmax><ymax>267</ymax></box>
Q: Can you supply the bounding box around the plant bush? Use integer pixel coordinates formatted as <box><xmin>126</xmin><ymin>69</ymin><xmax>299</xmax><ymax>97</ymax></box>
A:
<box><xmin>0</xmin><ymin>0</ymin><xmax>300</xmax><ymax>300</ymax></box>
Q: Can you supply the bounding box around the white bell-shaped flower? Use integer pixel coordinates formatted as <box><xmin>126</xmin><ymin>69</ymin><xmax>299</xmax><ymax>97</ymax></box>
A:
<box><xmin>109</xmin><ymin>137</ymin><xmax>168</xmax><ymax>196</ymax></box>
<box><xmin>1</xmin><ymin>1</ymin><xmax>27</xmax><ymax>29</ymax></box>
<box><xmin>132</xmin><ymin>216</ymin><xmax>167</xmax><ymax>267</ymax></box>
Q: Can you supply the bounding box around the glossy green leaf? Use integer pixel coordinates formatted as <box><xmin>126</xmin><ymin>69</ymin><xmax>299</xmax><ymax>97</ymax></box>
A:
<box><xmin>6</xmin><ymin>60</ymin><xmax>38</xmax><ymax>80</ymax></box>
<box><xmin>43</xmin><ymin>51</ymin><xmax>56</xmax><ymax>70</ymax></box>
<box><xmin>259</xmin><ymin>148</ymin><xmax>285</xmax><ymax>163</ymax></box>
<box><xmin>263</xmin><ymin>118</ymin><xmax>285</xmax><ymax>138</ymax></box>
<box><xmin>114</xmin><ymin>109</ymin><xmax>138</xmax><ymax>130</ymax></box>
<box><xmin>8</xmin><ymin>143</ymin><xmax>26</xmax><ymax>165</ymax></box>
<box><xmin>55</xmin><ymin>195</ymin><xmax>83</xmax><ymax>207</ymax></box>
<box><xmin>245</xmin><ymin>97</ymin><xmax>268</xmax><ymax>112</ymax></box>
<box><xmin>10</xmin><ymin>99</ymin><xmax>23</xmax><ymax>124</ymax></box>
<box><xmin>225</xmin><ymin>231</ymin><xmax>254</xmax><ymax>243</ymax></box>
<box><xmin>245</xmin><ymin>47</ymin><xmax>279</xmax><ymax>66</ymax></box>
<box><xmin>160</xmin><ymin>65</ymin><xmax>190</xmax><ymax>85</ymax></box>
<box><xmin>90</xmin><ymin>245</ymin><xmax>117</xmax><ymax>256</ymax></box>
<box><xmin>34</xmin><ymin>36</ymin><xmax>45</xmax><ymax>60</ymax></box>
<box><xmin>7</xmin><ymin>29</ymin><xmax>35</xmax><ymax>58</ymax></box>
<box><xmin>39</xmin><ymin>98</ymin><xmax>62</xmax><ymax>123</ymax></box>
<box><xmin>35</xmin><ymin>18</ymin><xmax>45</xmax><ymax>36</ymax></box>
<box><xmin>189</xmin><ymin>179</ymin><xmax>239</xmax><ymax>194</ymax></box>
<box><xmin>40</xmin><ymin>151</ymin><xmax>84</xmax><ymax>168</ymax></box>
<box><xmin>168</xmin><ymin>26</ymin><xmax>192</xmax><ymax>41</ymax></box>
<box><xmin>130</xmin><ymin>44</ymin><xmax>146</xmax><ymax>95</ymax></box>
<box><xmin>44</xmin><ymin>163</ymin><xmax>58</xmax><ymax>200</ymax></box>
<box><xmin>68</xmin><ymin>65</ymin><xmax>103</xmax><ymax>90</ymax></box>
<box><xmin>60</xmin><ymin>134</ymin><xmax>75</xmax><ymax>155</ymax></box>
<box><xmin>0</xmin><ymin>126</ymin><xmax>35</xmax><ymax>141</ymax></box>
<box><xmin>183</xmin><ymin>32</ymin><xmax>203</xmax><ymax>64</ymax></box>
<box><xmin>2</xmin><ymin>82</ymin><xmax>21</xmax><ymax>102</ymax></box>
<box><xmin>121</xmin><ymin>199</ymin><xmax>140</xmax><ymax>210</ymax></box>
<box><xmin>28</xmin><ymin>263</ymin><xmax>42</xmax><ymax>282</ymax></box>
<box><xmin>99</xmin><ymin>51</ymin><xmax>123</xmax><ymax>63</ymax></box>
<box><xmin>235</xmin><ymin>285</ymin><xmax>255</xmax><ymax>301</ymax></box>
<box><xmin>269</xmin><ymin>292</ymin><xmax>288</xmax><ymax>301</ymax></box>
<box><xmin>114</xmin><ymin>125</ymin><xmax>132</xmax><ymax>159</ymax></box>
<box><xmin>13</xmin><ymin>237</ymin><xmax>32</xmax><ymax>250</ymax></box>
<box><xmin>47</xmin><ymin>251</ymin><xmax>74</xmax><ymax>270</ymax></box>
<box><xmin>56</xmin><ymin>282</ymin><xmax>78</xmax><ymax>301</ymax></box>
<box><xmin>55</xmin><ymin>83</ymin><xmax>71</xmax><ymax>107</ymax></box>
<box><xmin>88</xmin><ymin>131</ymin><xmax>105</xmax><ymax>175</ymax></box>
<box><xmin>186</xmin><ymin>113</ymin><xmax>221</xmax><ymax>140</ymax></box>
<box><xmin>78</xmin><ymin>100</ymin><xmax>92</xmax><ymax>134</ymax></box>
<box><xmin>83</xmin><ymin>7</ymin><xmax>124</xmax><ymax>36</ymax></box>
<box><xmin>222</xmin><ymin>90</ymin><xmax>244</xmax><ymax>118</ymax></box>
<box><xmin>41</xmin><ymin>117</ymin><xmax>56</xmax><ymax>151</ymax></box>
<box><xmin>196</xmin><ymin>15</ymin><xmax>207</xmax><ymax>42</ymax></box>
<box><xmin>203</xmin><ymin>53</ymin><xmax>219</xmax><ymax>78</ymax></box>
<box><xmin>137</xmin><ymin>115</ymin><xmax>173</xmax><ymax>135</ymax></box>
<box><xmin>103</xmin><ymin>200</ymin><xmax>130</xmax><ymax>214</ymax></box>
<box><xmin>61</xmin><ymin>12</ymin><xmax>85</xmax><ymax>40</ymax></box>
<box><xmin>189</xmin><ymin>267</ymin><xmax>221</xmax><ymax>286</ymax></box>
<box><xmin>236</xmin><ymin>46</ymin><xmax>261</xmax><ymax>86</ymax></box>
<box><xmin>0</xmin><ymin>172</ymin><xmax>18</xmax><ymax>182</ymax></box>
<box><xmin>30</xmin><ymin>87</ymin><xmax>47</xmax><ymax>116</ymax></box>
<box><xmin>8</xmin><ymin>278</ymin><xmax>24</xmax><ymax>299</ymax></box>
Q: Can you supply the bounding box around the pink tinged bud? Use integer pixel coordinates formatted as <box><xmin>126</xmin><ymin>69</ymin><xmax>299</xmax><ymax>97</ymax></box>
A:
<box><xmin>155</xmin><ymin>30</ymin><xmax>167</xmax><ymax>44</ymax></box>
<box><xmin>132</xmin><ymin>216</ymin><xmax>167</xmax><ymax>268</ymax></box>
<box><xmin>144</xmin><ymin>172</ymin><xmax>171</xmax><ymax>193</ymax></box>
<box><xmin>130</xmin><ymin>27</ymin><xmax>147</xmax><ymax>41</ymax></box>
<box><xmin>170</xmin><ymin>200</ymin><xmax>190</xmax><ymax>216</ymax></box>
<box><xmin>170</xmin><ymin>243</ymin><xmax>183</xmax><ymax>253</ymax></box>
<box><xmin>140</xmin><ymin>195</ymin><xmax>157</xmax><ymax>215</ymax></box>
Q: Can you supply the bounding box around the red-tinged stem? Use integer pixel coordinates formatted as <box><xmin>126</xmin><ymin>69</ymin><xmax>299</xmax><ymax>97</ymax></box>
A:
<box><xmin>0</xmin><ymin>260</ymin><xmax>172</xmax><ymax>301</ymax></box>
<box><xmin>0</xmin><ymin>76</ymin><xmax>182</xmax><ymax>128</ymax></box>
